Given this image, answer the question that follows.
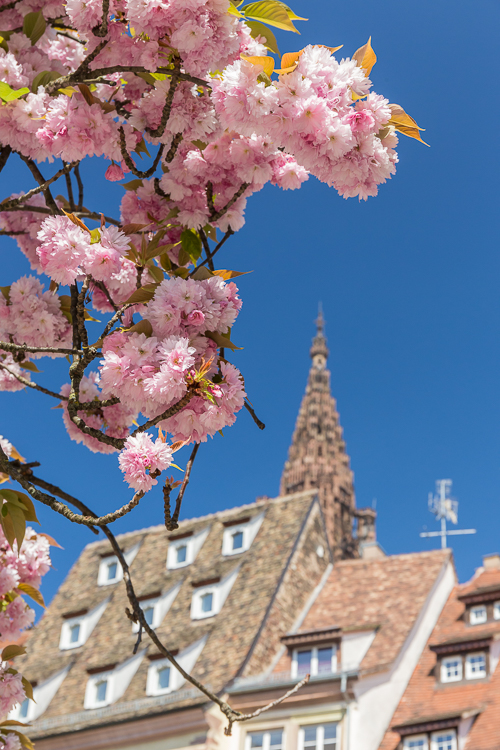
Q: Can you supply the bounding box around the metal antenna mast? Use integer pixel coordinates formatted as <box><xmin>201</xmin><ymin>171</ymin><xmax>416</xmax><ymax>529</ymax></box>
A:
<box><xmin>420</xmin><ymin>479</ymin><xmax>476</xmax><ymax>549</ymax></box>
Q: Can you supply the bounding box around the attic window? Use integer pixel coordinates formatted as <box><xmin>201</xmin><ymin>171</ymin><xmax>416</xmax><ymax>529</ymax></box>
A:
<box><xmin>84</xmin><ymin>651</ymin><xmax>145</xmax><ymax>709</ymax></box>
<box><xmin>403</xmin><ymin>732</ymin><xmax>457</xmax><ymax>750</ymax></box>
<box><xmin>146</xmin><ymin>635</ymin><xmax>207</xmax><ymax>696</ymax></box>
<box><xmin>465</xmin><ymin>652</ymin><xmax>486</xmax><ymax>679</ymax></box>
<box><xmin>132</xmin><ymin>584</ymin><xmax>181</xmax><ymax>633</ymax></box>
<box><xmin>191</xmin><ymin>568</ymin><xmax>239</xmax><ymax>620</ymax></box>
<box><xmin>97</xmin><ymin>542</ymin><xmax>141</xmax><ymax>586</ymax></box>
<box><xmin>469</xmin><ymin>605</ymin><xmax>487</xmax><ymax>624</ymax></box>
<box><xmin>59</xmin><ymin>598</ymin><xmax>109</xmax><ymax>651</ymax></box>
<box><xmin>292</xmin><ymin>645</ymin><xmax>337</xmax><ymax>678</ymax></box>
<box><xmin>10</xmin><ymin>667</ymin><xmax>70</xmax><ymax>723</ymax></box>
<box><xmin>439</xmin><ymin>651</ymin><xmax>488</xmax><ymax>683</ymax></box>
<box><xmin>167</xmin><ymin>527</ymin><xmax>209</xmax><ymax>570</ymax></box>
<box><xmin>494</xmin><ymin>601</ymin><xmax>500</xmax><ymax>619</ymax></box>
<box><xmin>221</xmin><ymin>512</ymin><xmax>264</xmax><ymax>556</ymax></box>
<box><xmin>440</xmin><ymin>657</ymin><xmax>462</xmax><ymax>683</ymax></box>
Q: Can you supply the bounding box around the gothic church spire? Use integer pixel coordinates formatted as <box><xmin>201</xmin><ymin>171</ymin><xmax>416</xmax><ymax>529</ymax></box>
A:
<box><xmin>280</xmin><ymin>310</ymin><xmax>357</xmax><ymax>557</ymax></box>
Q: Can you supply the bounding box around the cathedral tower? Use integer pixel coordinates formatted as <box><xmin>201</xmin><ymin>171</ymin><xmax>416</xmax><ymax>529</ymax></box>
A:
<box><xmin>280</xmin><ymin>311</ymin><xmax>359</xmax><ymax>557</ymax></box>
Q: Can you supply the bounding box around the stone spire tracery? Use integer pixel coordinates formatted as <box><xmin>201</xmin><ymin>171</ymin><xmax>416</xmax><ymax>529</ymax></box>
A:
<box><xmin>280</xmin><ymin>310</ymin><xmax>357</xmax><ymax>557</ymax></box>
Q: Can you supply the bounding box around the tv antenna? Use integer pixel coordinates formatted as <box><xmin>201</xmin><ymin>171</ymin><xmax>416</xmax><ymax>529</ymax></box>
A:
<box><xmin>420</xmin><ymin>479</ymin><xmax>476</xmax><ymax>549</ymax></box>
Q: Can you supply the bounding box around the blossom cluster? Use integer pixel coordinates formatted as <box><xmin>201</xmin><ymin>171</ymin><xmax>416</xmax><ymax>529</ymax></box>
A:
<box><xmin>0</xmin><ymin>276</ymin><xmax>72</xmax><ymax>356</ymax></box>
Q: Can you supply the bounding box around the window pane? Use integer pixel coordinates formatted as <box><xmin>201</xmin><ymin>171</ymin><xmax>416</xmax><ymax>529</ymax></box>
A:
<box><xmin>157</xmin><ymin>666</ymin><xmax>170</xmax><ymax>690</ymax></box>
<box><xmin>269</xmin><ymin>730</ymin><xmax>283</xmax><ymax>750</ymax></box>
<box><xmin>297</xmin><ymin>650</ymin><xmax>312</xmax><ymax>676</ymax></box>
<box><xmin>96</xmin><ymin>680</ymin><xmax>107</xmax><ymax>702</ymax></box>
<box><xmin>470</xmin><ymin>606</ymin><xmax>487</xmax><ymax>624</ymax></box>
<box><xmin>19</xmin><ymin>699</ymin><xmax>29</xmax><ymax>719</ymax></box>
<box><xmin>232</xmin><ymin>531</ymin><xmax>244</xmax><ymax>550</ymax></box>
<box><xmin>249</xmin><ymin>733</ymin><xmax>264</xmax><ymax>749</ymax></box>
<box><xmin>107</xmin><ymin>562</ymin><xmax>117</xmax><ymax>580</ymax></box>
<box><xmin>303</xmin><ymin>726</ymin><xmax>317</xmax><ymax>747</ymax></box>
<box><xmin>466</xmin><ymin>653</ymin><xmax>486</xmax><ymax>677</ymax></box>
<box><xmin>70</xmin><ymin>623</ymin><xmax>81</xmax><ymax>643</ymax></box>
<box><xmin>176</xmin><ymin>545</ymin><xmax>187</xmax><ymax>564</ymax></box>
<box><xmin>201</xmin><ymin>592</ymin><xmax>213</xmax><ymax>613</ymax></box>
<box><xmin>441</xmin><ymin>657</ymin><xmax>462</xmax><ymax>682</ymax></box>
<box><xmin>144</xmin><ymin>606</ymin><xmax>155</xmax><ymax>626</ymax></box>
<box><xmin>318</xmin><ymin>647</ymin><xmax>333</xmax><ymax>674</ymax></box>
<box><xmin>406</xmin><ymin>740</ymin><xmax>427</xmax><ymax>749</ymax></box>
<box><xmin>434</xmin><ymin>733</ymin><xmax>455</xmax><ymax>750</ymax></box>
<box><xmin>323</xmin><ymin>723</ymin><xmax>337</xmax><ymax>750</ymax></box>
<box><xmin>494</xmin><ymin>602</ymin><xmax>500</xmax><ymax>620</ymax></box>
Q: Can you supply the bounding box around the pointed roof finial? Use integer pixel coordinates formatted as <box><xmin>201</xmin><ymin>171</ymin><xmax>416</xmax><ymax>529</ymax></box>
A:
<box><xmin>310</xmin><ymin>303</ymin><xmax>329</xmax><ymax>365</ymax></box>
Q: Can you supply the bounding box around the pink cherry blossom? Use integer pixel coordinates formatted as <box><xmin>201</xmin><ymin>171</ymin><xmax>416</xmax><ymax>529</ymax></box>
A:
<box><xmin>118</xmin><ymin>432</ymin><xmax>173</xmax><ymax>491</ymax></box>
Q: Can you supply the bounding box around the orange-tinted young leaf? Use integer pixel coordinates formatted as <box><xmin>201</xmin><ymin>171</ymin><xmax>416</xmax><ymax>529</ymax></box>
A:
<box><xmin>392</xmin><ymin>122</ymin><xmax>430</xmax><ymax>146</ymax></box>
<box><xmin>240</xmin><ymin>54</ymin><xmax>275</xmax><ymax>77</ymax></box>
<box><xmin>212</xmin><ymin>269</ymin><xmax>252</xmax><ymax>280</ymax></box>
<box><xmin>62</xmin><ymin>209</ymin><xmax>91</xmax><ymax>234</ymax></box>
<box><xmin>121</xmin><ymin>223</ymin><xmax>150</xmax><ymax>235</ymax></box>
<box><xmin>352</xmin><ymin>36</ymin><xmax>377</xmax><ymax>77</ymax></box>
<box><xmin>388</xmin><ymin>103</ymin><xmax>424</xmax><ymax>130</ymax></box>
<box><xmin>281</xmin><ymin>50</ymin><xmax>303</xmax><ymax>69</ymax></box>
<box><xmin>9</xmin><ymin>444</ymin><xmax>25</xmax><ymax>463</ymax></box>
<box><xmin>38</xmin><ymin>532</ymin><xmax>63</xmax><ymax>548</ymax></box>
<box><xmin>170</xmin><ymin>439</ymin><xmax>188</xmax><ymax>453</ymax></box>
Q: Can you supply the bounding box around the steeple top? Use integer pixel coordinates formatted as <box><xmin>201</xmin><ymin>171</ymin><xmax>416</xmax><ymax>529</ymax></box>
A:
<box><xmin>310</xmin><ymin>304</ymin><xmax>329</xmax><ymax>369</ymax></box>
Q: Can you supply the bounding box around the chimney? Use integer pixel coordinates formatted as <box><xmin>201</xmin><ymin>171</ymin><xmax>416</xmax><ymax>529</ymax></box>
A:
<box><xmin>483</xmin><ymin>553</ymin><xmax>500</xmax><ymax>570</ymax></box>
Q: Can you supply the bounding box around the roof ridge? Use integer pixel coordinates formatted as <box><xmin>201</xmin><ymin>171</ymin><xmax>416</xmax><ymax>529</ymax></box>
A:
<box><xmin>84</xmin><ymin>489</ymin><xmax>318</xmax><ymax>548</ymax></box>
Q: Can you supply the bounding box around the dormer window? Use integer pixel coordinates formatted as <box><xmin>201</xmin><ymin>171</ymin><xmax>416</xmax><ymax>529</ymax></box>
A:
<box><xmin>191</xmin><ymin>568</ymin><xmax>239</xmax><ymax>620</ymax></box>
<box><xmin>60</xmin><ymin>598</ymin><xmax>109</xmax><ymax>651</ymax></box>
<box><xmin>84</xmin><ymin>651</ymin><xmax>145</xmax><ymax>709</ymax></box>
<box><xmin>465</xmin><ymin>652</ymin><xmax>486</xmax><ymax>679</ymax></box>
<box><xmin>97</xmin><ymin>542</ymin><xmax>141</xmax><ymax>586</ymax></box>
<box><xmin>10</xmin><ymin>666</ymin><xmax>70</xmax><ymax>723</ymax></box>
<box><xmin>167</xmin><ymin>527</ymin><xmax>209</xmax><ymax>570</ymax></box>
<box><xmin>401</xmin><ymin>731</ymin><xmax>458</xmax><ymax>750</ymax></box>
<box><xmin>292</xmin><ymin>645</ymin><xmax>337</xmax><ymax>678</ymax></box>
<box><xmin>440</xmin><ymin>656</ymin><xmax>462</xmax><ymax>683</ymax></box>
<box><xmin>146</xmin><ymin>635</ymin><xmax>207</xmax><ymax>696</ymax></box>
<box><xmin>221</xmin><ymin>512</ymin><xmax>264</xmax><ymax>556</ymax></box>
<box><xmin>132</xmin><ymin>583</ymin><xmax>181</xmax><ymax>633</ymax></box>
<box><xmin>469</xmin><ymin>605</ymin><xmax>487</xmax><ymax>624</ymax></box>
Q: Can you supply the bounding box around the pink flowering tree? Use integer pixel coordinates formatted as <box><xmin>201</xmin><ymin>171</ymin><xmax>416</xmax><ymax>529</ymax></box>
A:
<box><xmin>0</xmin><ymin>0</ymin><xmax>425</xmax><ymax>742</ymax></box>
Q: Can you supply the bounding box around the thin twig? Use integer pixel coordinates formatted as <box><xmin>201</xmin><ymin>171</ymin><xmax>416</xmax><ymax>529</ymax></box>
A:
<box><xmin>145</xmin><ymin>65</ymin><xmax>180</xmax><ymax>139</ymax></box>
<box><xmin>2</xmin><ymin>161</ymin><xmax>78</xmax><ymax>211</ymax></box>
<box><xmin>118</xmin><ymin>127</ymin><xmax>165</xmax><ymax>179</ymax></box>
<box><xmin>190</xmin><ymin>229</ymin><xmax>234</xmax><ymax>276</ymax></box>
<box><xmin>207</xmin><ymin>182</ymin><xmax>250</xmax><ymax>223</ymax></box>
<box><xmin>0</xmin><ymin>341</ymin><xmax>81</xmax><ymax>356</ymax></box>
<box><xmin>18</xmin><ymin>156</ymin><xmax>61</xmax><ymax>215</ymax></box>
<box><xmin>168</xmin><ymin>443</ymin><xmax>200</xmax><ymax>530</ymax></box>
<box><xmin>0</xmin><ymin>362</ymin><xmax>68</xmax><ymax>400</ymax></box>
<box><xmin>131</xmin><ymin>391</ymin><xmax>196</xmax><ymax>436</ymax></box>
<box><xmin>74</xmin><ymin>164</ymin><xmax>84</xmax><ymax>210</ymax></box>
<box><xmin>244</xmin><ymin>401</ymin><xmax>266</xmax><ymax>430</ymax></box>
<box><xmin>92</xmin><ymin>0</ymin><xmax>110</xmax><ymax>37</ymax></box>
<box><xmin>63</xmin><ymin>162</ymin><xmax>75</xmax><ymax>210</ymax></box>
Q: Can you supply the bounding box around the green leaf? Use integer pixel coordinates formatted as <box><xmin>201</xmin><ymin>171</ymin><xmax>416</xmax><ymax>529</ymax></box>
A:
<box><xmin>0</xmin><ymin>509</ymin><xmax>16</xmax><ymax>550</ymax></box>
<box><xmin>146</xmin><ymin>264</ymin><xmax>164</xmax><ymax>283</ymax></box>
<box><xmin>17</xmin><ymin>582</ymin><xmax>45</xmax><ymax>608</ymax></box>
<box><xmin>30</xmin><ymin>70</ymin><xmax>60</xmax><ymax>92</ymax></box>
<box><xmin>21</xmin><ymin>677</ymin><xmax>34</xmax><ymax>702</ymax></box>
<box><xmin>145</xmin><ymin>242</ymin><xmax>179</xmax><ymax>262</ymax></box>
<box><xmin>245</xmin><ymin>20</ymin><xmax>280</xmax><ymax>55</ymax></box>
<box><xmin>12</xmin><ymin>491</ymin><xmax>39</xmax><ymax>523</ymax></box>
<box><xmin>0</xmin><ymin>82</ymin><xmax>29</xmax><ymax>103</ymax></box>
<box><xmin>240</xmin><ymin>1</ymin><xmax>300</xmax><ymax>33</ymax></box>
<box><xmin>124</xmin><ymin>319</ymin><xmax>153</xmax><ymax>337</ymax></box>
<box><xmin>122</xmin><ymin>179</ymin><xmax>144</xmax><ymax>191</ymax></box>
<box><xmin>89</xmin><ymin>228</ymin><xmax>101</xmax><ymax>245</ymax></box>
<box><xmin>0</xmin><ymin>285</ymin><xmax>10</xmax><ymax>302</ymax></box>
<box><xmin>0</xmin><ymin>35</ymin><xmax>8</xmax><ymax>53</ymax></box>
<box><xmin>134</xmin><ymin>138</ymin><xmax>151</xmax><ymax>159</ymax></box>
<box><xmin>205</xmin><ymin>331</ymin><xmax>243</xmax><ymax>351</ymax></box>
<box><xmin>180</xmin><ymin>228</ymin><xmax>202</xmax><ymax>264</ymax></box>
<box><xmin>124</xmin><ymin>283</ymin><xmax>160</xmax><ymax>305</ymax></box>
<box><xmin>1</xmin><ymin>644</ymin><xmax>27</xmax><ymax>661</ymax></box>
<box><xmin>19</xmin><ymin>361</ymin><xmax>41</xmax><ymax>373</ymax></box>
<box><xmin>5</xmin><ymin>502</ymin><xmax>26</xmax><ymax>549</ymax></box>
<box><xmin>23</xmin><ymin>11</ymin><xmax>46</xmax><ymax>45</ymax></box>
<box><xmin>159</xmin><ymin>252</ymin><xmax>172</xmax><ymax>272</ymax></box>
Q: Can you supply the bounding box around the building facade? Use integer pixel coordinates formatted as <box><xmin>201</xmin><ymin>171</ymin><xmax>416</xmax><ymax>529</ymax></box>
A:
<box><xmin>8</xmin><ymin>319</ymin><xmax>496</xmax><ymax>750</ymax></box>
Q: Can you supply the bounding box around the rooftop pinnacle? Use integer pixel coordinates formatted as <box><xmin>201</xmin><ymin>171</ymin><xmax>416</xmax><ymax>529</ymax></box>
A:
<box><xmin>280</xmin><ymin>310</ymin><xmax>357</xmax><ymax>557</ymax></box>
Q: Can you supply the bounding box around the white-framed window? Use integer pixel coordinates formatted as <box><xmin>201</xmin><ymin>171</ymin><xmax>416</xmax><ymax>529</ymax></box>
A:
<box><xmin>465</xmin><ymin>652</ymin><xmax>487</xmax><ymax>679</ymax></box>
<box><xmin>191</xmin><ymin>567</ymin><xmax>239</xmax><ymax>620</ymax></box>
<box><xmin>299</xmin><ymin>723</ymin><xmax>339</xmax><ymax>750</ymax></box>
<box><xmin>245</xmin><ymin>729</ymin><xmax>284</xmax><ymax>750</ymax></box>
<box><xmin>132</xmin><ymin>583</ymin><xmax>181</xmax><ymax>633</ymax></box>
<box><xmin>97</xmin><ymin>542</ymin><xmax>141</xmax><ymax>586</ymax></box>
<box><xmin>221</xmin><ymin>512</ymin><xmax>264</xmax><ymax>556</ymax></box>
<box><xmin>167</xmin><ymin>527</ymin><xmax>210</xmax><ymax>570</ymax></box>
<box><xmin>59</xmin><ymin>598</ymin><xmax>109</xmax><ymax>650</ymax></box>
<box><xmin>292</xmin><ymin>645</ymin><xmax>337</xmax><ymax>678</ymax></box>
<box><xmin>470</xmin><ymin>605</ymin><xmax>487</xmax><ymax>624</ymax></box>
<box><xmin>430</xmin><ymin>730</ymin><xmax>457</xmax><ymax>750</ymax></box>
<box><xmin>403</xmin><ymin>737</ymin><xmax>428</xmax><ymax>750</ymax></box>
<box><xmin>84</xmin><ymin>650</ymin><xmax>145</xmax><ymax>709</ymax></box>
<box><xmin>146</xmin><ymin>635</ymin><xmax>207</xmax><ymax>696</ymax></box>
<box><xmin>10</xmin><ymin>666</ymin><xmax>71</xmax><ymax>723</ymax></box>
<box><xmin>440</xmin><ymin>656</ymin><xmax>462</xmax><ymax>683</ymax></box>
<box><xmin>493</xmin><ymin>601</ymin><xmax>500</xmax><ymax>620</ymax></box>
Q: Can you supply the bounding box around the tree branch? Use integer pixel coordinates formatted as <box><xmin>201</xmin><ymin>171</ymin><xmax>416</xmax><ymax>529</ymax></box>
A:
<box><xmin>0</xmin><ymin>362</ymin><xmax>68</xmax><ymax>400</ymax></box>
<box><xmin>18</xmin><ymin>155</ymin><xmax>61</xmax><ymax>215</ymax></box>
<box><xmin>244</xmin><ymin>401</ymin><xmax>266</xmax><ymax>430</ymax></box>
<box><xmin>118</xmin><ymin>127</ymin><xmax>165</xmax><ymax>179</ymax></box>
<box><xmin>131</xmin><ymin>390</ymin><xmax>196</xmax><ymax>436</ymax></box>
<box><xmin>0</xmin><ymin>341</ymin><xmax>81</xmax><ymax>356</ymax></box>
<box><xmin>167</xmin><ymin>442</ymin><xmax>200</xmax><ymax>530</ymax></box>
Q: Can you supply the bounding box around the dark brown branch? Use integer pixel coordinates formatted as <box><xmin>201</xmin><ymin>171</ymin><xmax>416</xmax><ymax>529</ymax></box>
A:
<box><xmin>63</xmin><ymin>161</ymin><xmax>75</xmax><ymax>210</ymax></box>
<box><xmin>0</xmin><ymin>145</ymin><xmax>12</xmax><ymax>173</ymax></box>
<box><xmin>0</xmin><ymin>0</ymin><xmax>22</xmax><ymax>10</ymax></box>
<box><xmin>207</xmin><ymin>182</ymin><xmax>250</xmax><ymax>223</ymax></box>
<box><xmin>99</xmin><ymin>303</ymin><xmax>133</xmax><ymax>340</ymax></box>
<box><xmin>74</xmin><ymin>164</ymin><xmax>84</xmax><ymax>210</ymax></box>
<box><xmin>168</xmin><ymin>442</ymin><xmax>200</xmax><ymax>530</ymax></box>
<box><xmin>118</xmin><ymin>127</ymin><xmax>165</xmax><ymax>179</ymax></box>
<box><xmin>190</xmin><ymin>229</ymin><xmax>234</xmax><ymax>276</ymax></box>
<box><xmin>2</xmin><ymin>161</ymin><xmax>78</xmax><ymax>211</ymax></box>
<box><xmin>165</xmin><ymin>132</ymin><xmax>183</xmax><ymax>164</ymax></box>
<box><xmin>18</xmin><ymin>155</ymin><xmax>61</xmax><ymax>215</ymax></box>
<box><xmin>0</xmin><ymin>362</ymin><xmax>68</xmax><ymax>400</ymax></box>
<box><xmin>0</xmin><ymin>341</ymin><xmax>80</xmax><ymax>356</ymax></box>
<box><xmin>244</xmin><ymin>401</ymin><xmax>266</xmax><ymax>430</ymax></box>
<box><xmin>131</xmin><ymin>390</ymin><xmax>196</xmax><ymax>436</ymax></box>
<box><xmin>92</xmin><ymin>0</ymin><xmax>110</xmax><ymax>37</ymax></box>
<box><xmin>90</xmin><ymin>278</ymin><xmax>118</xmax><ymax>312</ymax></box>
<box><xmin>46</xmin><ymin>39</ymin><xmax>109</xmax><ymax>94</ymax></box>
<box><xmin>145</xmin><ymin>66</ymin><xmax>180</xmax><ymax>139</ymax></box>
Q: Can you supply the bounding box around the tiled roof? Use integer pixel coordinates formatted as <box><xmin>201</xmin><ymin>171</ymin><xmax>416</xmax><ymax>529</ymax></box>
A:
<box><xmin>379</xmin><ymin>567</ymin><xmax>500</xmax><ymax>750</ymax></box>
<box><xmin>16</xmin><ymin>490</ymin><xmax>331</xmax><ymax>739</ymax></box>
<box><xmin>272</xmin><ymin>549</ymin><xmax>450</xmax><ymax>675</ymax></box>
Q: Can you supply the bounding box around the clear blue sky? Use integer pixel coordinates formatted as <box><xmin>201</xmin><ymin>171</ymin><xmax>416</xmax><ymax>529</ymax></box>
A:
<box><xmin>2</xmin><ymin>0</ymin><xmax>499</xmax><ymax>611</ymax></box>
